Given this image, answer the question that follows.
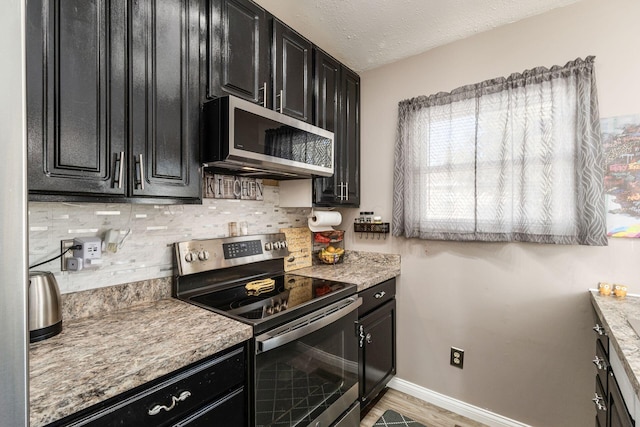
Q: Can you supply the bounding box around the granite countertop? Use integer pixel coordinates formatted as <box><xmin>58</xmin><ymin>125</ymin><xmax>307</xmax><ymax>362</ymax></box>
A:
<box><xmin>30</xmin><ymin>281</ymin><xmax>252</xmax><ymax>427</ymax></box>
<box><xmin>590</xmin><ymin>290</ymin><xmax>640</xmax><ymax>402</ymax></box>
<box><xmin>30</xmin><ymin>251</ymin><xmax>401</xmax><ymax>426</ymax></box>
<box><xmin>294</xmin><ymin>251</ymin><xmax>401</xmax><ymax>291</ymax></box>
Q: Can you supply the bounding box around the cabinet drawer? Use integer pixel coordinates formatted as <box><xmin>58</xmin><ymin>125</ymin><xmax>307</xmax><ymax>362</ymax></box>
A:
<box><xmin>592</xmin><ymin>308</ymin><xmax>609</xmax><ymax>356</ymax></box>
<box><xmin>359</xmin><ymin>278</ymin><xmax>395</xmax><ymax>315</ymax></box>
<box><xmin>594</xmin><ymin>375</ymin><xmax>607</xmax><ymax>427</ymax></box>
<box><xmin>57</xmin><ymin>346</ymin><xmax>245</xmax><ymax>426</ymax></box>
<box><xmin>594</xmin><ymin>340</ymin><xmax>609</xmax><ymax>395</ymax></box>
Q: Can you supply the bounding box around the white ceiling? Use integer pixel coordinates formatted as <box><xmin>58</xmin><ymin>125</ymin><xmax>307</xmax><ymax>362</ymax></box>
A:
<box><xmin>253</xmin><ymin>0</ymin><xmax>584</xmax><ymax>72</ymax></box>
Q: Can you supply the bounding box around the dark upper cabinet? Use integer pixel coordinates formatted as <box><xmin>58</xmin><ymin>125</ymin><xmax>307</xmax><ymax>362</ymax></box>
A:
<box><xmin>129</xmin><ymin>0</ymin><xmax>201</xmax><ymax>199</ymax></box>
<box><xmin>207</xmin><ymin>0</ymin><xmax>270</xmax><ymax>106</ymax></box>
<box><xmin>27</xmin><ymin>0</ymin><xmax>201</xmax><ymax>202</ymax></box>
<box><xmin>272</xmin><ymin>19</ymin><xmax>313</xmax><ymax>123</ymax></box>
<box><xmin>27</xmin><ymin>0</ymin><xmax>127</xmax><ymax>196</ymax></box>
<box><xmin>313</xmin><ymin>52</ymin><xmax>361</xmax><ymax>207</ymax></box>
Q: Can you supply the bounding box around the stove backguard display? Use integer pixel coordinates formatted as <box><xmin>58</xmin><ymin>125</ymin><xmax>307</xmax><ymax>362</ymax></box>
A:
<box><xmin>223</xmin><ymin>240</ymin><xmax>263</xmax><ymax>259</ymax></box>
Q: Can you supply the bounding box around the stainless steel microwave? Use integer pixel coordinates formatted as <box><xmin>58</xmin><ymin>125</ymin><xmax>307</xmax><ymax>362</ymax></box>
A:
<box><xmin>203</xmin><ymin>96</ymin><xmax>334</xmax><ymax>179</ymax></box>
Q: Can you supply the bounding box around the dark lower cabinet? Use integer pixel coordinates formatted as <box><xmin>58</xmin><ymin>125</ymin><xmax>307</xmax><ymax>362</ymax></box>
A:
<box><xmin>591</xmin><ymin>307</ymin><xmax>635</xmax><ymax>427</ymax></box>
<box><xmin>358</xmin><ymin>278</ymin><xmax>396</xmax><ymax>409</ymax></box>
<box><xmin>27</xmin><ymin>0</ymin><xmax>201</xmax><ymax>203</ymax></box>
<box><xmin>48</xmin><ymin>345</ymin><xmax>246</xmax><ymax>427</ymax></box>
<box><xmin>610</xmin><ymin>374</ymin><xmax>634</xmax><ymax>427</ymax></box>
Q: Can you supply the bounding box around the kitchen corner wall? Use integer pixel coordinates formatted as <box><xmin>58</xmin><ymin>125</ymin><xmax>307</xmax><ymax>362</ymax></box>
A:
<box><xmin>28</xmin><ymin>185</ymin><xmax>308</xmax><ymax>294</ymax></box>
<box><xmin>343</xmin><ymin>0</ymin><xmax>640</xmax><ymax>426</ymax></box>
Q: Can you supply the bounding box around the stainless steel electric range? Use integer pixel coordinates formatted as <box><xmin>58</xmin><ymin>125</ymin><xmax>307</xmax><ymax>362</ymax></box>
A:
<box><xmin>173</xmin><ymin>233</ymin><xmax>362</xmax><ymax>427</ymax></box>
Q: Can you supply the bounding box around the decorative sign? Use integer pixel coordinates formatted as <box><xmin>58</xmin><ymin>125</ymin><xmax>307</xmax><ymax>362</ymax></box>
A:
<box><xmin>280</xmin><ymin>227</ymin><xmax>313</xmax><ymax>272</ymax></box>
<box><xmin>203</xmin><ymin>172</ymin><xmax>264</xmax><ymax>200</ymax></box>
<box><xmin>601</xmin><ymin>114</ymin><xmax>640</xmax><ymax>238</ymax></box>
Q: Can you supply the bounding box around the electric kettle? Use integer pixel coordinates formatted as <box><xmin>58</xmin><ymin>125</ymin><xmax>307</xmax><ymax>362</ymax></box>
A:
<box><xmin>29</xmin><ymin>271</ymin><xmax>62</xmax><ymax>343</ymax></box>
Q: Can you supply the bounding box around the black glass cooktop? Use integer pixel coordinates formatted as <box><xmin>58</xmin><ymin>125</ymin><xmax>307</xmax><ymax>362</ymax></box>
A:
<box><xmin>187</xmin><ymin>273</ymin><xmax>356</xmax><ymax>333</ymax></box>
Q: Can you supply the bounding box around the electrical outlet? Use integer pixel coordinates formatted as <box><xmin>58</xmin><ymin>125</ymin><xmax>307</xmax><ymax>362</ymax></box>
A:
<box><xmin>450</xmin><ymin>347</ymin><xmax>464</xmax><ymax>369</ymax></box>
<box><xmin>60</xmin><ymin>239</ymin><xmax>75</xmax><ymax>271</ymax></box>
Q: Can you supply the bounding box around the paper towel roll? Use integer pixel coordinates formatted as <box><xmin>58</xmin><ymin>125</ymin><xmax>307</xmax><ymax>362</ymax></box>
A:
<box><xmin>308</xmin><ymin>211</ymin><xmax>342</xmax><ymax>232</ymax></box>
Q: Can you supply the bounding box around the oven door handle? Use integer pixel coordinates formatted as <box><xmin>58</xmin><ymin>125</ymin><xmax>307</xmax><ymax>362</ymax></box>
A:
<box><xmin>255</xmin><ymin>296</ymin><xmax>362</xmax><ymax>354</ymax></box>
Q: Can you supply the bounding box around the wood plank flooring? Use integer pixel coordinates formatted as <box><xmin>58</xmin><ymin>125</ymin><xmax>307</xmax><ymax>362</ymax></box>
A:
<box><xmin>360</xmin><ymin>388</ymin><xmax>489</xmax><ymax>427</ymax></box>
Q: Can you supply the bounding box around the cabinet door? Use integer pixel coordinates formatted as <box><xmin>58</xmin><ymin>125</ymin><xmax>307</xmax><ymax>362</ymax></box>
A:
<box><xmin>129</xmin><ymin>0</ymin><xmax>201</xmax><ymax>200</ymax></box>
<box><xmin>177</xmin><ymin>387</ymin><xmax>246</xmax><ymax>426</ymax></box>
<box><xmin>609</xmin><ymin>374</ymin><xmax>635</xmax><ymax>427</ymax></box>
<box><xmin>359</xmin><ymin>299</ymin><xmax>396</xmax><ymax>405</ymax></box>
<box><xmin>27</xmin><ymin>0</ymin><xmax>127</xmax><ymax>197</ymax></box>
<box><xmin>314</xmin><ymin>65</ymin><xmax>360</xmax><ymax>207</ymax></box>
<box><xmin>312</xmin><ymin>49</ymin><xmax>341</xmax><ymax>205</ymax></box>
<box><xmin>340</xmin><ymin>67</ymin><xmax>361</xmax><ymax>206</ymax></box>
<box><xmin>272</xmin><ymin>20</ymin><xmax>312</xmax><ymax>122</ymax></box>
<box><xmin>208</xmin><ymin>0</ymin><xmax>270</xmax><ymax>105</ymax></box>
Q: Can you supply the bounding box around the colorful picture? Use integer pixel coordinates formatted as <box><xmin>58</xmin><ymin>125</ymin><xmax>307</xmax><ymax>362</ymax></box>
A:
<box><xmin>601</xmin><ymin>114</ymin><xmax>640</xmax><ymax>238</ymax></box>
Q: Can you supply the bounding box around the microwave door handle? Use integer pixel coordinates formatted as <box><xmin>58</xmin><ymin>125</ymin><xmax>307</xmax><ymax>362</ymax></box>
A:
<box><xmin>255</xmin><ymin>297</ymin><xmax>362</xmax><ymax>354</ymax></box>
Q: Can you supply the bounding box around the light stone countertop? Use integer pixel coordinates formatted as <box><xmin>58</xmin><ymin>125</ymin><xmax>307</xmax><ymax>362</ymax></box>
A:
<box><xmin>30</xmin><ymin>285</ymin><xmax>252</xmax><ymax>427</ymax></box>
<box><xmin>590</xmin><ymin>291</ymin><xmax>640</xmax><ymax>403</ymax></box>
<box><xmin>294</xmin><ymin>251</ymin><xmax>401</xmax><ymax>291</ymax></box>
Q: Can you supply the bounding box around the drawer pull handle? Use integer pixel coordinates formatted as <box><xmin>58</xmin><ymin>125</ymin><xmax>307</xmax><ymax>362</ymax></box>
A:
<box><xmin>592</xmin><ymin>393</ymin><xmax>607</xmax><ymax>411</ymax></box>
<box><xmin>374</xmin><ymin>291</ymin><xmax>386</xmax><ymax>299</ymax></box>
<box><xmin>366</xmin><ymin>333</ymin><xmax>372</xmax><ymax>344</ymax></box>
<box><xmin>592</xmin><ymin>356</ymin><xmax>607</xmax><ymax>371</ymax></box>
<box><xmin>593</xmin><ymin>324</ymin><xmax>606</xmax><ymax>336</ymax></box>
<box><xmin>359</xmin><ymin>324</ymin><xmax>365</xmax><ymax>348</ymax></box>
<box><xmin>148</xmin><ymin>391</ymin><xmax>191</xmax><ymax>416</ymax></box>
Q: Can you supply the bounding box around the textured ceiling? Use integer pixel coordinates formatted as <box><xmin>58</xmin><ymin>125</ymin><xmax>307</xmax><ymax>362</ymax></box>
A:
<box><xmin>253</xmin><ymin>0</ymin><xmax>584</xmax><ymax>72</ymax></box>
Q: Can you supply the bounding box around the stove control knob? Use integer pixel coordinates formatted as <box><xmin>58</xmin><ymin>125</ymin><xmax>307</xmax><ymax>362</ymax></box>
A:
<box><xmin>273</xmin><ymin>241</ymin><xmax>281</xmax><ymax>250</ymax></box>
<box><xmin>198</xmin><ymin>250</ymin><xmax>210</xmax><ymax>261</ymax></box>
<box><xmin>264</xmin><ymin>242</ymin><xmax>272</xmax><ymax>251</ymax></box>
<box><xmin>281</xmin><ymin>240</ymin><xmax>288</xmax><ymax>249</ymax></box>
<box><xmin>185</xmin><ymin>251</ymin><xmax>196</xmax><ymax>262</ymax></box>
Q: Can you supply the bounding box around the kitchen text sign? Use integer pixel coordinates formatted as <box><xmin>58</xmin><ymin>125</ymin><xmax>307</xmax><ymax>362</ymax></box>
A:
<box><xmin>204</xmin><ymin>173</ymin><xmax>264</xmax><ymax>200</ymax></box>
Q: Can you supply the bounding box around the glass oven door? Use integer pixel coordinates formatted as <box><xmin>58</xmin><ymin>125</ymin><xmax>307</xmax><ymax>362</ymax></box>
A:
<box><xmin>253</xmin><ymin>297</ymin><xmax>361</xmax><ymax>427</ymax></box>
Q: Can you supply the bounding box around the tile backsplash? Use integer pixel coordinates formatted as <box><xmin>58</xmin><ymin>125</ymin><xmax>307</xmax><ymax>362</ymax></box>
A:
<box><xmin>29</xmin><ymin>185</ymin><xmax>309</xmax><ymax>294</ymax></box>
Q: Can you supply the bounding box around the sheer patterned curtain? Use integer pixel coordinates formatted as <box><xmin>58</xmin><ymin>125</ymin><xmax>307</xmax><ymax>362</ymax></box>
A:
<box><xmin>392</xmin><ymin>57</ymin><xmax>607</xmax><ymax>245</ymax></box>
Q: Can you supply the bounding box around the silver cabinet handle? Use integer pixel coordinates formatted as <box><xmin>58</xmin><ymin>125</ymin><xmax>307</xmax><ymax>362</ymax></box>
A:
<box><xmin>338</xmin><ymin>182</ymin><xmax>347</xmax><ymax>200</ymax></box>
<box><xmin>359</xmin><ymin>324</ymin><xmax>365</xmax><ymax>348</ymax></box>
<box><xmin>258</xmin><ymin>82</ymin><xmax>267</xmax><ymax>108</ymax></box>
<box><xmin>148</xmin><ymin>391</ymin><xmax>191</xmax><ymax>415</ymax></box>
<box><xmin>592</xmin><ymin>393</ymin><xmax>607</xmax><ymax>411</ymax></box>
<box><xmin>374</xmin><ymin>291</ymin><xmax>386</xmax><ymax>299</ymax></box>
<box><xmin>345</xmin><ymin>181</ymin><xmax>349</xmax><ymax>201</ymax></box>
<box><xmin>366</xmin><ymin>332</ymin><xmax>372</xmax><ymax>344</ymax></box>
<box><xmin>593</xmin><ymin>356</ymin><xmax>607</xmax><ymax>371</ymax></box>
<box><xmin>593</xmin><ymin>324</ymin><xmax>606</xmax><ymax>336</ymax></box>
<box><xmin>135</xmin><ymin>154</ymin><xmax>145</xmax><ymax>190</ymax></box>
<box><xmin>276</xmin><ymin>89</ymin><xmax>283</xmax><ymax>112</ymax></box>
<box><xmin>114</xmin><ymin>151</ymin><xmax>125</xmax><ymax>189</ymax></box>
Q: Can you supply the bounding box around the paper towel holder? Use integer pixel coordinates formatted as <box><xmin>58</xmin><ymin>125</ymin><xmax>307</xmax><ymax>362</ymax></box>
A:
<box><xmin>308</xmin><ymin>208</ymin><xmax>342</xmax><ymax>232</ymax></box>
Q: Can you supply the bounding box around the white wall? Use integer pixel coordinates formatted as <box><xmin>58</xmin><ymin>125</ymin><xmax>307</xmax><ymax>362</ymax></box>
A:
<box><xmin>342</xmin><ymin>0</ymin><xmax>640</xmax><ymax>425</ymax></box>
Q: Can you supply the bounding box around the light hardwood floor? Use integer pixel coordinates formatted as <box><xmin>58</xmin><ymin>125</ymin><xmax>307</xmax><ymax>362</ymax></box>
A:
<box><xmin>360</xmin><ymin>389</ymin><xmax>489</xmax><ymax>427</ymax></box>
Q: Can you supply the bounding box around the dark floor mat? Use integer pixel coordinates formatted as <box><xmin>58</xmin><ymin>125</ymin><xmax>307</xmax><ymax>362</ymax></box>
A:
<box><xmin>373</xmin><ymin>409</ymin><xmax>427</xmax><ymax>427</ymax></box>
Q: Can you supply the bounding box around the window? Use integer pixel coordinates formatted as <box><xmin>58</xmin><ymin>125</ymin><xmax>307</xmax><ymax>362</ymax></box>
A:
<box><xmin>392</xmin><ymin>57</ymin><xmax>607</xmax><ymax>245</ymax></box>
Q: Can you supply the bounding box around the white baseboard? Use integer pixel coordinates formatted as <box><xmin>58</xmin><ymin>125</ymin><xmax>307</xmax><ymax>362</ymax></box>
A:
<box><xmin>387</xmin><ymin>377</ymin><xmax>531</xmax><ymax>427</ymax></box>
